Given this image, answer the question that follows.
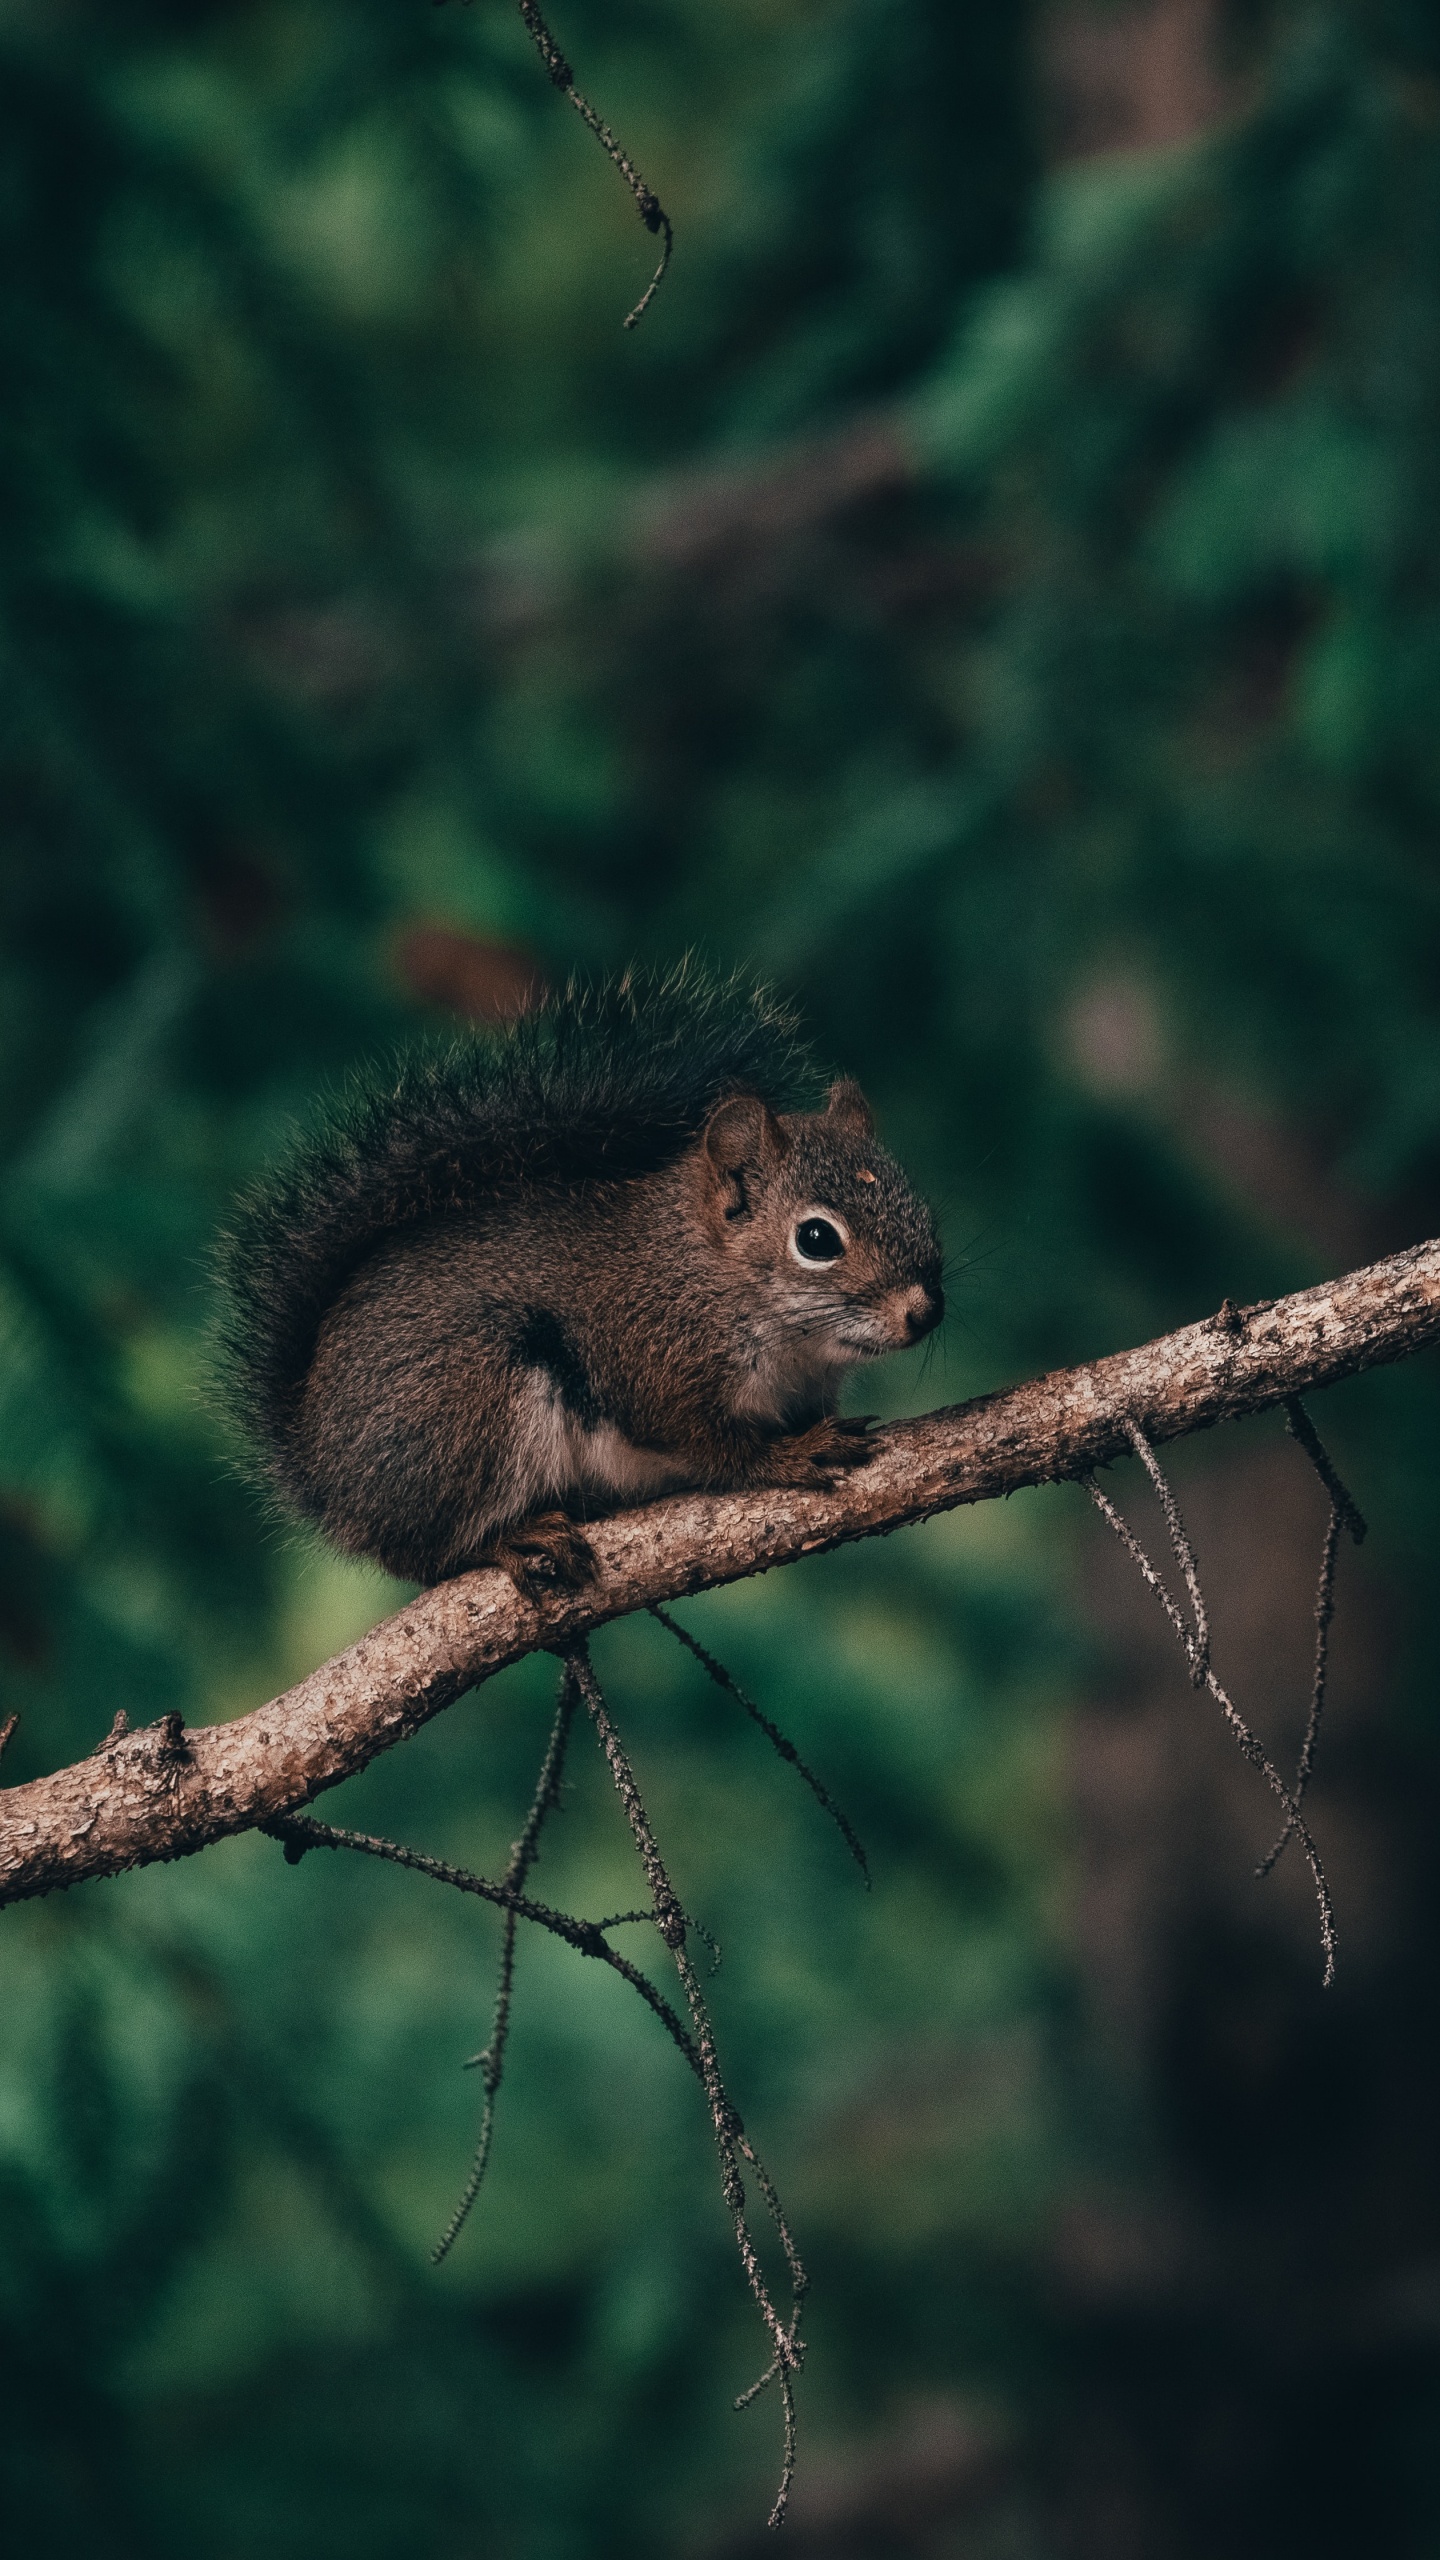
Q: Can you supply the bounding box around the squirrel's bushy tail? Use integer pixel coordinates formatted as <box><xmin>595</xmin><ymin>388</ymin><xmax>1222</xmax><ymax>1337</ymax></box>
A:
<box><xmin>213</xmin><ymin>965</ymin><xmax>817</xmax><ymax>1472</ymax></box>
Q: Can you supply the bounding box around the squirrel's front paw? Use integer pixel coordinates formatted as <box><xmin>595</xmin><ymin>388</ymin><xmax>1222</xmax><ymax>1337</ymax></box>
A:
<box><xmin>486</xmin><ymin>1510</ymin><xmax>597</xmax><ymax>1602</ymax></box>
<box><xmin>772</xmin><ymin>1415</ymin><xmax>879</xmax><ymax>1486</ymax></box>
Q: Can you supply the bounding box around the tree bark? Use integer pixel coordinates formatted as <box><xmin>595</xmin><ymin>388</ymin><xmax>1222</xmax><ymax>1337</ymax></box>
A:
<box><xmin>3</xmin><ymin>1237</ymin><xmax>1438</xmax><ymax>1908</ymax></box>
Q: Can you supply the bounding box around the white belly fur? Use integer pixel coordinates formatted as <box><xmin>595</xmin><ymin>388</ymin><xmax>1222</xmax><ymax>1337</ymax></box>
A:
<box><xmin>497</xmin><ymin>1327</ymin><xmax>866</xmax><ymax>1527</ymax></box>
<box><xmin>498</xmin><ymin>1370</ymin><xmax>693</xmax><ymax>1519</ymax></box>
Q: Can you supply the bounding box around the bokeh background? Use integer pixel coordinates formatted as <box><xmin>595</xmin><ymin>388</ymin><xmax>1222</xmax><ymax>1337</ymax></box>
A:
<box><xmin>4</xmin><ymin>0</ymin><xmax>1440</xmax><ymax>2551</ymax></box>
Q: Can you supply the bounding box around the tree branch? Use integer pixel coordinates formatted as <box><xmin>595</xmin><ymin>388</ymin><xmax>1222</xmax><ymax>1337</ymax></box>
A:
<box><xmin>4</xmin><ymin>1238</ymin><xmax>1438</xmax><ymax>1908</ymax></box>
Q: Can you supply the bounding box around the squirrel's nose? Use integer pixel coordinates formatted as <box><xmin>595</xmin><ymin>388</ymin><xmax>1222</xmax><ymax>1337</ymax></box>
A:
<box><xmin>897</xmin><ymin>1283</ymin><xmax>944</xmax><ymax>1343</ymax></box>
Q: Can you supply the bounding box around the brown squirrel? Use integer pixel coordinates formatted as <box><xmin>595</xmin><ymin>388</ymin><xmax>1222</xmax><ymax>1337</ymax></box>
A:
<box><xmin>216</xmin><ymin>970</ymin><xmax>943</xmax><ymax>1595</ymax></box>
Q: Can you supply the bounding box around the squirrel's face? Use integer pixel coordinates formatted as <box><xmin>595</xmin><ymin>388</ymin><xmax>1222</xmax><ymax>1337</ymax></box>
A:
<box><xmin>698</xmin><ymin>1080</ymin><xmax>944</xmax><ymax>1363</ymax></box>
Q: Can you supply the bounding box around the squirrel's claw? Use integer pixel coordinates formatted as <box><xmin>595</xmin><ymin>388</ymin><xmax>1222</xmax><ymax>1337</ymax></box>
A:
<box><xmin>768</xmin><ymin>1415</ymin><xmax>879</xmax><ymax>1486</ymax></box>
<box><xmin>810</xmin><ymin>1415</ymin><xmax>880</xmax><ymax>1470</ymax></box>
<box><xmin>485</xmin><ymin>1510</ymin><xmax>598</xmax><ymax>1602</ymax></box>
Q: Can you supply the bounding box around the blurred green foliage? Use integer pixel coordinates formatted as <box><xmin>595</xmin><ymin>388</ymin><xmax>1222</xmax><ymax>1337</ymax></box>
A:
<box><xmin>3</xmin><ymin>1</ymin><xmax>1440</xmax><ymax>2553</ymax></box>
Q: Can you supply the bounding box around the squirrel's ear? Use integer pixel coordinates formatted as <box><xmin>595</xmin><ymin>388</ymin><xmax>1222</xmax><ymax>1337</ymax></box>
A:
<box><xmin>703</xmin><ymin>1093</ymin><xmax>789</xmax><ymax>1215</ymax></box>
<box><xmin>825</xmin><ymin>1078</ymin><xmax>875</xmax><ymax>1140</ymax></box>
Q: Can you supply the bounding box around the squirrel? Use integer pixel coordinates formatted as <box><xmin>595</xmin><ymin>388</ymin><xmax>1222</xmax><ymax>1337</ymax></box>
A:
<box><xmin>215</xmin><ymin>970</ymin><xmax>944</xmax><ymax>1597</ymax></box>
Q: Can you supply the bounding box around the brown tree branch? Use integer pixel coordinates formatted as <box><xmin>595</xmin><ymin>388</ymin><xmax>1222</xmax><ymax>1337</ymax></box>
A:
<box><xmin>3</xmin><ymin>1237</ymin><xmax>1438</xmax><ymax>1908</ymax></box>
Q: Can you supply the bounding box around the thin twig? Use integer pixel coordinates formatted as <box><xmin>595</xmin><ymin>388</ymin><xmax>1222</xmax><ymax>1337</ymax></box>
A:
<box><xmin>271</xmin><ymin>1767</ymin><xmax>801</xmax><ymax>2516</ymax></box>
<box><xmin>433</xmin><ymin>1662</ymin><xmax>579</xmax><ymax>2263</ymax></box>
<box><xmin>1085</xmin><ymin>1475</ymin><xmax>1199</xmax><ymax>1668</ymax></box>
<box><xmin>1084</xmin><ymin>1426</ymin><xmax>1337</xmax><ymax>1985</ymax></box>
<box><xmin>0</xmin><ymin>1714</ymin><xmax>17</xmax><ymax>1766</ymax></box>
<box><xmin>1256</xmin><ymin>1401</ymin><xmax>1368</xmax><ymax>1879</ymax></box>
<box><xmin>650</xmin><ymin>1604</ymin><xmax>870</xmax><ymax>1883</ymax></box>
<box><xmin>1122</xmin><ymin>1416</ymin><xmax>1209</xmax><ymax>1683</ymax></box>
<box><xmin>1256</xmin><ymin>1507</ymin><xmax>1341</xmax><ymax>1882</ymax></box>
<box><xmin>568</xmin><ymin>1641</ymin><xmax>805</xmax><ymax>2528</ymax></box>
<box><xmin>514</xmin><ymin>0</ymin><xmax>673</xmax><ymax>328</ymax></box>
<box><xmin>591</xmin><ymin>1904</ymin><xmax>724</xmax><ymax>1975</ymax></box>
<box><xmin>1284</xmin><ymin>1396</ymin><xmax>1369</xmax><ymax>1545</ymax></box>
<box><xmin>262</xmin><ymin>1809</ymin><xmax>699</xmax><ymax>2066</ymax></box>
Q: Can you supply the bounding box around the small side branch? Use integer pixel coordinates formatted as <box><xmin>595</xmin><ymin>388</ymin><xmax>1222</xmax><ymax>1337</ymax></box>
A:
<box><xmin>263</xmin><ymin>1652</ymin><xmax>810</xmax><ymax>2524</ymax></box>
<box><xmin>514</xmin><ymin>0</ymin><xmax>673</xmax><ymax>327</ymax></box>
<box><xmin>432</xmin><ymin>1659</ymin><xmax>580</xmax><ymax>2262</ymax></box>
<box><xmin>1254</xmin><ymin>1399</ymin><xmax>1369</xmax><ymax>1882</ymax></box>
<box><xmin>1284</xmin><ymin>1395</ymin><xmax>1369</xmax><ymax>1546</ymax></box>
<box><xmin>433</xmin><ymin>0</ymin><xmax>674</xmax><ymax>326</ymax></box>
<box><xmin>262</xmin><ymin>1807</ymin><xmax>699</xmax><ymax>2064</ymax></box>
<box><xmin>1119</xmin><ymin>1417</ymin><xmax>1210</xmax><ymax>1683</ymax></box>
<box><xmin>569</xmin><ymin>1642</ymin><xmax>806</xmax><ymax>2528</ymax></box>
<box><xmin>651</xmin><ymin>1604</ymin><xmax>870</xmax><ymax>1881</ymax></box>
<box><xmin>1085</xmin><ymin>1414</ymin><xmax>1341</xmax><ymax>1984</ymax></box>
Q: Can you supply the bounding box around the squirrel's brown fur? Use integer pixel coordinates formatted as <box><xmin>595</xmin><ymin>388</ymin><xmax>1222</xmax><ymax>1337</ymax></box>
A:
<box><xmin>216</xmin><ymin>970</ymin><xmax>943</xmax><ymax>1593</ymax></box>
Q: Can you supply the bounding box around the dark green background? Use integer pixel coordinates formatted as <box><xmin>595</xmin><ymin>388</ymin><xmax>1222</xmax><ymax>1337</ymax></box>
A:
<box><xmin>4</xmin><ymin>2</ymin><xmax>1440</xmax><ymax>2551</ymax></box>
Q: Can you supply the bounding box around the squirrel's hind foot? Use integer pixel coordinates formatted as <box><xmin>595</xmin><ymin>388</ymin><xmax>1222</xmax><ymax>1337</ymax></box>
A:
<box><xmin>485</xmin><ymin>1509</ymin><xmax>597</xmax><ymax>1602</ymax></box>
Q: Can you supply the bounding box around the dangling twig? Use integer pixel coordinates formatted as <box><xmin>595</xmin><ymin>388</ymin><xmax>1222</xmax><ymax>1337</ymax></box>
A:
<box><xmin>1283</xmin><ymin>1395</ymin><xmax>1369</xmax><ymax>1545</ymax></box>
<box><xmin>650</xmin><ymin>1604</ymin><xmax>870</xmax><ymax>1884</ymax></box>
<box><xmin>433</xmin><ymin>0</ymin><xmax>673</xmax><ymax>325</ymax></box>
<box><xmin>1255</xmin><ymin>1399</ymin><xmax>1369</xmax><ymax>1881</ymax></box>
<box><xmin>593</xmin><ymin>1902</ymin><xmax>725</xmax><ymax>1972</ymax></box>
<box><xmin>261</xmin><ymin>1808</ymin><xmax>700</xmax><ymax>2064</ymax></box>
<box><xmin>568</xmin><ymin>1640</ymin><xmax>806</xmax><ymax>2529</ymax></box>
<box><xmin>1253</xmin><ymin>1506</ymin><xmax>1341</xmax><ymax>1885</ymax></box>
<box><xmin>433</xmin><ymin>1660</ymin><xmax>579</xmax><ymax>2263</ymax></box>
<box><xmin>1120</xmin><ymin>1416</ymin><xmax>1209</xmax><ymax>1684</ymax></box>
<box><xmin>264</xmin><ymin>1773</ymin><xmax>801</xmax><ymax>2514</ymax></box>
<box><xmin>1084</xmin><ymin>1418</ymin><xmax>1337</xmax><ymax>1985</ymax></box>
<box><xmin>511</xmin><ymin>0</ymin><xmax>673</xmax><ymax>328</ymax></box>
<box><xmin>0</xmin><ymin>1713</ymin><xmax>17</xmax><ymax>1766</ymax></box>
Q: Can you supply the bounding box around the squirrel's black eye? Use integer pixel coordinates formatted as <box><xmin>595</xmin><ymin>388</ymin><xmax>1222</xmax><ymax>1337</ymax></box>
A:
<box><xmin>793</xmin><ymin>1217</ymin><xmax>845</xmax><ymax>1265</ymax></box>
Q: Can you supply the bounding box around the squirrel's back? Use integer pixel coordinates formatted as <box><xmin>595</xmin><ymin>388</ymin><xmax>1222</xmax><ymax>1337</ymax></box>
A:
<box><xmin>215</xmin><ymin>967</ymin><xmax>817</xmax><ymax>1480</ymax></box>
